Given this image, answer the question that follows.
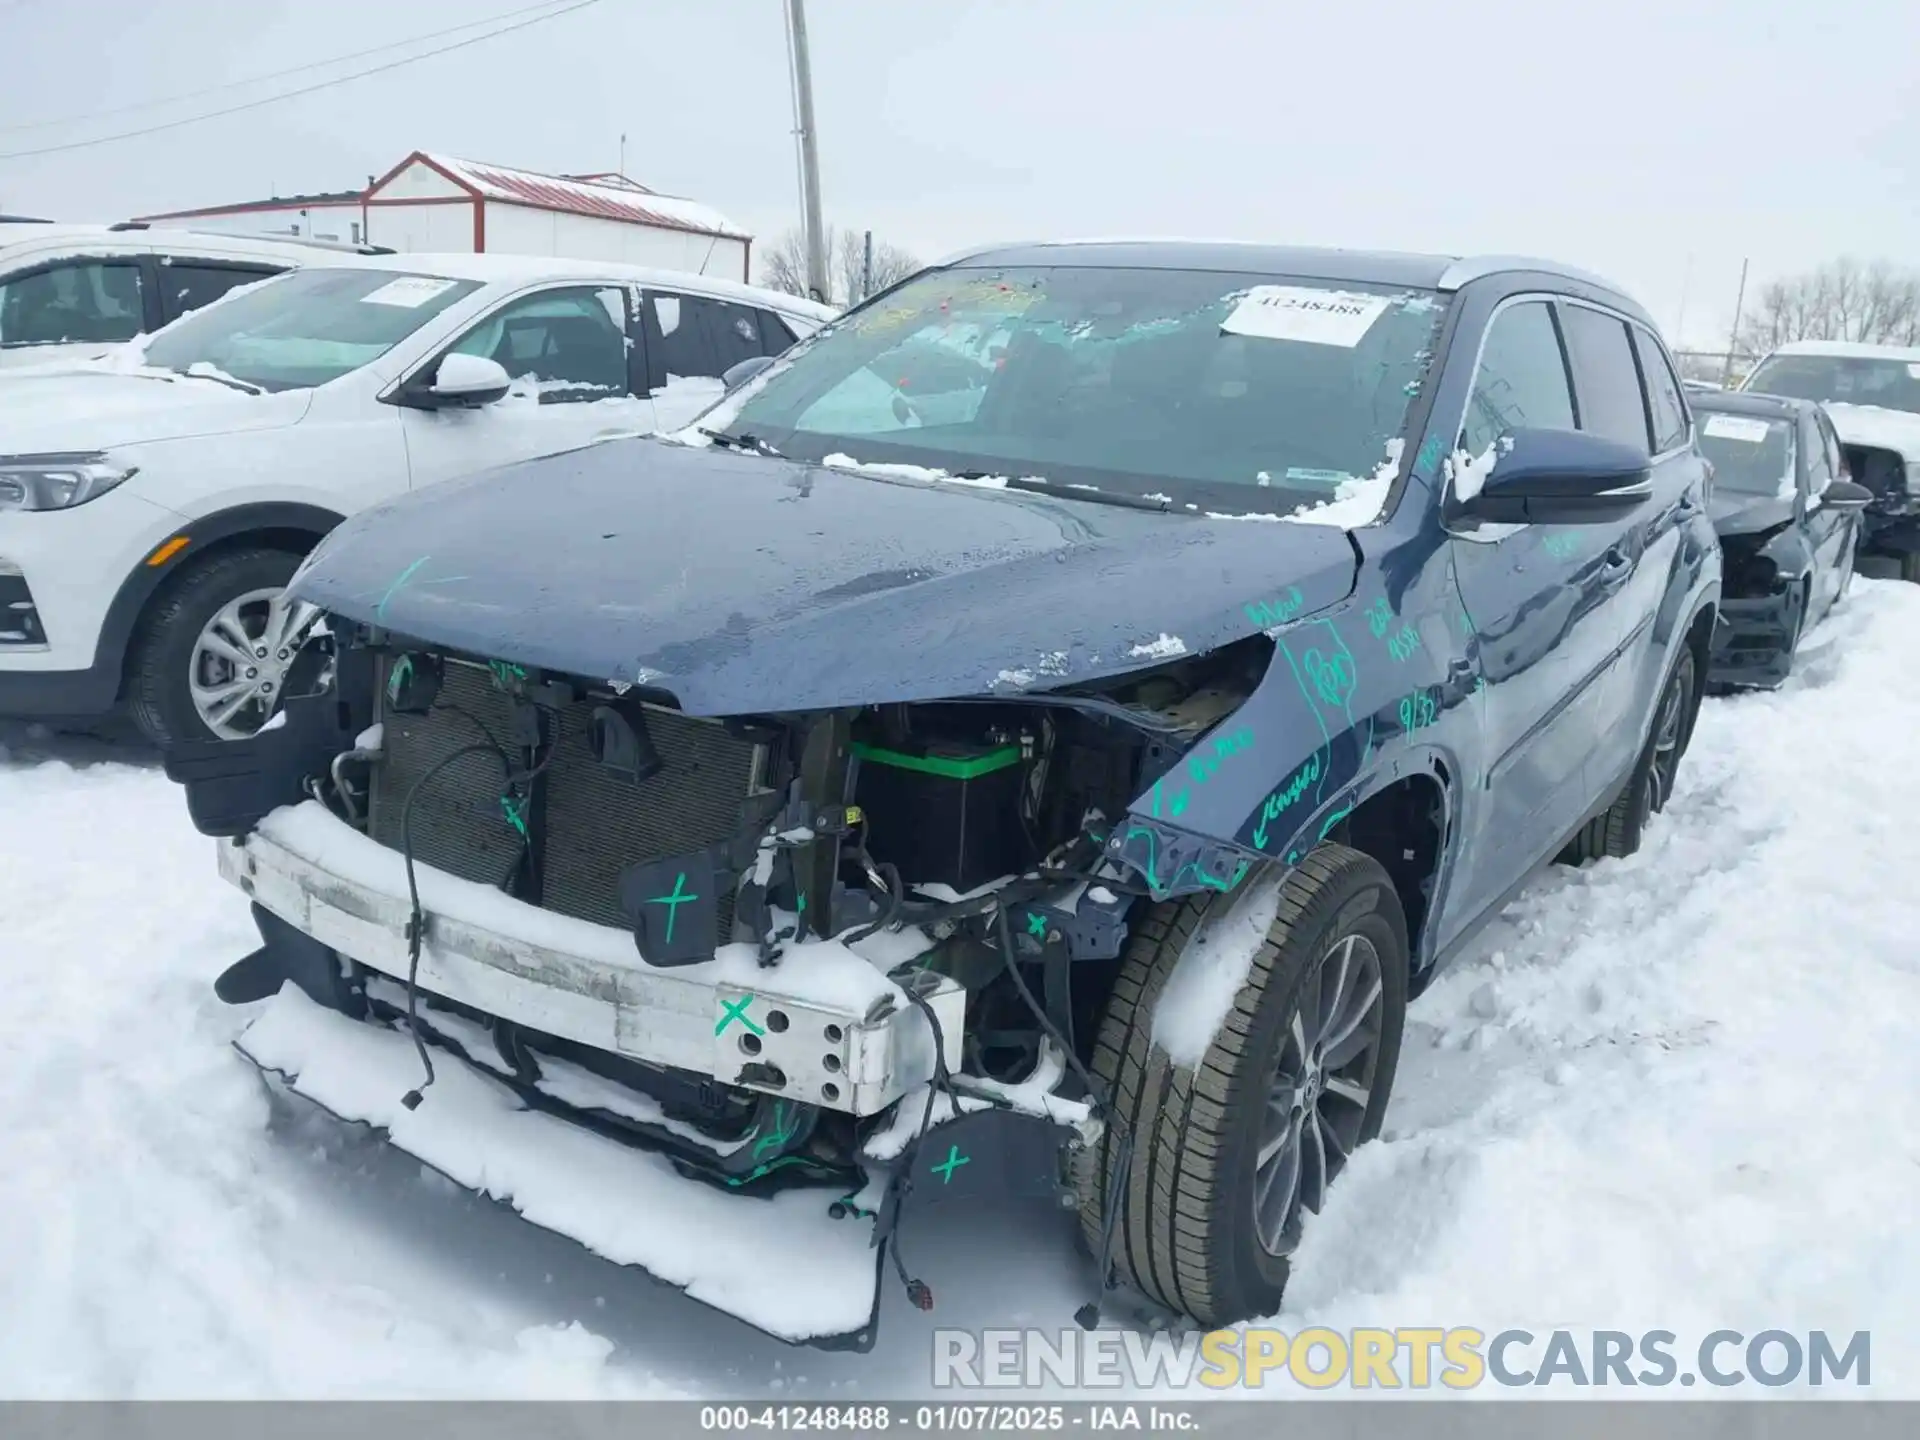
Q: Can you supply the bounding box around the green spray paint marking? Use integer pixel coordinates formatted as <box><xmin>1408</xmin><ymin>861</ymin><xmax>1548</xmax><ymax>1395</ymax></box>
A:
<box><xmin>1251</xmin><ymin>753</ymin><xmax>1323</xmax><ymax>851</ymax></box>
<box><xmin>1542</xmin><ymin>533</ymin><xmax>1582</xmax><ymax>561</ymax></box>
<box><xmin>1244</xmin><ymin>586</ymin><xmax>1306</xmax><ymax>629</ymax></box>
<box><xmin>1416</xmin><ymin>432</ymin><xmax>1448</xmax><ymax>475</ymax></box>
<box><xmin>1366</xmin><ymin>597</ymin><xmax>1393</xmax><ymax>638</ymax></box>
<box><xmin>1183</xmin><ymin>726</ymin><xmax>1253</xmax><ymax>786</ymax></box>
<box><xmin>645</xmin><ymin>871</ymin><xmax>698</xmax><ymax>944</ymax></box>
<box><xmin>386</xmin><ymin>653</ymin><xmax>413</xmax><ymax>705</ymax></box>
<box><xmin>374</xmin><ymin>556</ymin><xmax>429</xmax><ymax>622</ymax></box>
<box><xmin>931</xmin><ymin>1144</ymin><xmax>971</xmax><ymax>1184</ymax></box>
<box><xmin>1399</xmin><ymin>690</ymin><xmax>1439</xmax><ymax>734</ymax></box>
<box><xmin>488</xmin><ymin>659</ymin><xmax>528</xmax><ymax>690</ymax></box>
<box><xmin>499</xmin><ymin>794</ymin><xmax>529</xmax><ymax>839</ymax></box>
<box><xmin>1317</xmin><ymin>804</ymin><xmax>1355</xmax><ymax>841</ymax></box>
<box><xmin>716</xmin><ymin>994</ymin><xmax>762</xmax><ymax>1037</ymax></box>
<box><xmin>751</xmin><ymin>1100</ymin><xmax>801</xmax><ymax>1162</ymax></box>
<box><xmin>1026</xmin><ymin>910</ymin><xmax>1048</xmax><ymax>938</ymax></box>
<box><xmin>1386</xmin><ymin>624</ymin><xmax>1421</xmax><ymax>662</ymax></box>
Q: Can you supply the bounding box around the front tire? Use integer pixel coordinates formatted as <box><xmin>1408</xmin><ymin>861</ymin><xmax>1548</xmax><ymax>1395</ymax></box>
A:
<box><xmin>127</xmin><ymin>548</ymin><xmax>310</xmax><ymax>747</ymax></box>
<box><xmin>1076</xmin><ymin>844</ymin><xmax>1408</xmax><ymax>1326</ymax></box>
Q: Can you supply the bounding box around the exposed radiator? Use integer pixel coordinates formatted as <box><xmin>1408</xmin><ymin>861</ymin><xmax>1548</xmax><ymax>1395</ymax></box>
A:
<box><xmin>367</xmin><ymin>658</ymin><xmax>773</xmax><ymax>934</ymax></box>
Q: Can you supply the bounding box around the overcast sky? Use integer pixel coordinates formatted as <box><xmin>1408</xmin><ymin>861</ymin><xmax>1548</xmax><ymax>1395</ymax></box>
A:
<box><xmin>2</xmin><ymin>0</ymin><xmax>1914</xmax><ymax>349</ymax></box>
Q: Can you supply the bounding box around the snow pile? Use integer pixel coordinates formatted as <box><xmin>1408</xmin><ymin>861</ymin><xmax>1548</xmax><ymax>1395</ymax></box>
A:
<box><xmin>1128</xmin><ymin>634</ymin><xmax>1188</xmax><ymax>660</ymax></box>
<box><xmin>1152</xmin><ymin>870</ymin><xmax>1288</xmax><ymax>1067</ymax></box>
<box><xmin>1446</xmin><ymin>440</ymin><xmax>1501</xmax><ymax>504</ymax></box>
<box><xmin>1280</xmin><ymin>438</ymin><xmax>1404</xmax><ymax>529</ymax></box>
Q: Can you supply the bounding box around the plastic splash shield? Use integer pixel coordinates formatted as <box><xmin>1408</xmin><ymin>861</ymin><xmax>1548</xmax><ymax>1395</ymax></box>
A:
<box><xmin>235</xmin><ymin>986</ymin><xmax>885</xmax><ymax>1348</ymax></box>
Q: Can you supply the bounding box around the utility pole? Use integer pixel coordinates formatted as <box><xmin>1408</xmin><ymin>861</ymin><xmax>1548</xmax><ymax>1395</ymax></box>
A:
<box><xmin>619</xmin><ymin>133</ymin><xmax>627</xmax><ymax>178</ymax></box>
<box><xmin>784</xmin><ymin>0</ymin><xmax>829</xmax><ymax>303</ymax></box>
<box><xmin>1721</xmin><ymin>257</ymin><xmax>1751</xmax><ymax>387</ymax></box>
<box><xmin>862</xmin><ymin>229</ymin><xmax>873</xmax><ymax>301</ymax></box>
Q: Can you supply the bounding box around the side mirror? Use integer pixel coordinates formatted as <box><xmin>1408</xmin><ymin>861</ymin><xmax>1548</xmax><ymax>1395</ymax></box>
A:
<box><xmin>428</xmin><ymin>353</ymin><xmax>512</xmax><ymax>407</ymax></box>
<box><xmin>721</xmin><ymin>355</ymin><xmax>775</xmax><ymax>393</ymax></box>
<box><xmin>1821</xmin><ymin>479</ymin><xmax>1875</xmax><ymax>510</ymax></box>
<box><xmin>1459</xmin><ymin>428</ymin><xmax>1654</xmax><ymax>525</ymax></box>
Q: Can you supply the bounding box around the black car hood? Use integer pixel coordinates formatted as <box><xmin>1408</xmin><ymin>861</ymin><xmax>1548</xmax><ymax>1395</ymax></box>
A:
<box><xmin>293</xmin><ymin>437</ymin><xmax>1360</xmax><ymax>716</ymax></box>
<box><xmin>1710</xmin><ymin>491</ymin><xmax>1795</xmax><ymax>537</ymax></box>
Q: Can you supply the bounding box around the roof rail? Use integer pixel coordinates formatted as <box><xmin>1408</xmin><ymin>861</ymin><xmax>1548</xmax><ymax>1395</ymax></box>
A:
<box><xmin>109</xmin><ymin>220</ymin><xmax>150</xmax><ymax>231</ymax></box>
<box><xmin>1437</xmin><ymin>254</ymin><xmax>1628</xmax><ymax>294</ymax></box>
<box><xmin>1</xmin><ymin>213</ymin><xmax>54</xmax><ymax>224</ymax></box>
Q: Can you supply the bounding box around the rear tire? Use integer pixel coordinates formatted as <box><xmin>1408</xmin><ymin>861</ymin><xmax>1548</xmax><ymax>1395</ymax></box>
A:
<box><xmin>1559</xmin><ymin>645</ymin><xmax>1697</xmax><ymax>864</ymax></box>
<box><xmin>127</xmin><ymin>548</ymin><xmax>306</xmax><ymax>747</ymax></box>
<box><xmin>1076</xmin><ymin>844</ymin><xmax>1408</xmax><ymax>1326</ymax></box>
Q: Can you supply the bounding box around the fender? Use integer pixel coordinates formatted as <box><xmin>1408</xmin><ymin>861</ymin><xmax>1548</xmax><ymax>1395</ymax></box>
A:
<box><xmin>91</xmin><ymin>501</ymin><xmax>346</xmax><ymax>675</ymax></box>
<box><xmin>1106</xmin><ymin>564</ymin><xmax>1467</xmax><ymax>900</ymax></box>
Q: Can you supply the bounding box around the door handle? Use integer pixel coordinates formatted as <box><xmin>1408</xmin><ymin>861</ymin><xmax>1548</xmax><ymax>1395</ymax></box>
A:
<box><xmin>1599</xmin><ymin>547</ymin><xmax>1633</xmax><ymax>586</ymax></box>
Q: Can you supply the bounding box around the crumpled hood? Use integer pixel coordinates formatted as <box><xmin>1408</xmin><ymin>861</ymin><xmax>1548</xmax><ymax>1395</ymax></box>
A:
<box><xmin>292</xmin><ymin>437</ymin><xmax>1360</xmax><ymax>716</ymax></box>
<box><xmin>1826</xmin><ymin>402</ymin><xmax>1920</xmax><ymax>461</ymax></box>
<box><xmin>0</xmin><ymin>369</ymin><xmax>309</xmax><ymax>452</ymax></box>
<box><xmin>1709</xmin><ymin>490</ymin><xmax>1795</xmax><ymax>536</ymax></box>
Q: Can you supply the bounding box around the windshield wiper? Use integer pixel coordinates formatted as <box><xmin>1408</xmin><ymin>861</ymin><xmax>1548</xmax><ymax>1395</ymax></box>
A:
<box><xmin>697</xmin><ymin>427</ymin><xmax>777</xmax><ymax>456</ymax></box>
<box><xmin>991</xmin><ymin>475</ymin><xmax>1173</xmax><ymax>513</ymax></box>
<box><xmin>161</xmin><ymin>365</ymin><xmax>262</xmax><ymax>396</ymax></box>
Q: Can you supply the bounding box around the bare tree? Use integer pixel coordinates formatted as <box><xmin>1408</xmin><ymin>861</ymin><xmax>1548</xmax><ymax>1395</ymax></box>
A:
<box><xmin>834</xmin><ymin>230</ymin><xmax>921</xmax><ymax>305</ymax></box>
<box><xmin>1736</xmin><ymin>258</ymin><xmax>1920</xmax><ymax>359</ymax></box>
<box><xmin>756</xmin><ymin>226</ymin><xmax>921</xmax><ymax>306</ymax></box>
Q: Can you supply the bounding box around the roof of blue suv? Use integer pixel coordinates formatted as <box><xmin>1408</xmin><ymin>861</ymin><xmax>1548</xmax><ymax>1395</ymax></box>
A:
<box><xmin>944</xmin><ymin>239</ymin><xmax>1631</xmax><ymax>300</ymax></box>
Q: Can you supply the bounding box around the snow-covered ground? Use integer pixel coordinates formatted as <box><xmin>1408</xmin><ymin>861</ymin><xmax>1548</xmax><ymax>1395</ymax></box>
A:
<box><xmin>3</xmin><ymin>581</ymin><xmax>1917</xmax><ymax>1398</ymax></box>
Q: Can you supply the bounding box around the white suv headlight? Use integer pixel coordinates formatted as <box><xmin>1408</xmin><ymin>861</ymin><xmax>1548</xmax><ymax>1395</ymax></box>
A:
<box><xmin>0</xmin><ymin>452</ymin><xmax>139</xmax><ymax>512</ymax></box>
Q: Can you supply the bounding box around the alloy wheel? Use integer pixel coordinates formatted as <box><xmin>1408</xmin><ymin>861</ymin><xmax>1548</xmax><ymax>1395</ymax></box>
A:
<box><xmin>1253</xmin><ymin>931</ymin><xmax>1386</xmax><ymax>1256</ymax></box>
<box><xmin>1644</xmin><ymin>652</ymin><xmax>1694</xmax><ymax>816</ymax></box>
<box><xmin>188</xmin><ymin>586</ymin><xmax>318</xmax><ymax>740</ymax></box>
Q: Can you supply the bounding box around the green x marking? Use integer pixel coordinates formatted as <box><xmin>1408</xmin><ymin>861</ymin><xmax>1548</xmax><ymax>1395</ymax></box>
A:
<box><xmin>1026</xmin><ymin>911</ymin><xmax>1048</xmax><ymax>938</ymax></box>
<box><xmin>716</xmin><ymin>995</ymin><xmax>763</xmax><ymax>1037</ymax></box>
<box><xmin>931</xmin><ymin>1144</ymin><xmax>970</xmax><ymax>1184</ymax></box>
<box><xmin>645</xmin><ymin>870</ymin><xmax>698</xmax><ymax>944</ymax></box>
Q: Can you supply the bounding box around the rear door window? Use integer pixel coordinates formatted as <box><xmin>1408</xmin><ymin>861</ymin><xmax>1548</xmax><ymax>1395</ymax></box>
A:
<box><xmin>1561</xmin><ymin>304</ymin><xmax>1654</xmax><ymax>452</ymax></box>
<box><xmin>1461</xmin><ymin>299</ymin><xmax>1577</xmax><ymax>458</ymax></box>
<box><xmin>758</xmin><ymin>309</ymin><xmax>800</xmax><ymax>352</ymax></box>
<box><xmin>1631</xmin><ymin>325</ymin><xmax>1690</xmax><ymax>453</ymax></box>
<box><xmin>701</xmin><ymin>296</ymin><xmax>775</xmax><ymax>375</ymax></box>
<box><xmin>643</xmin><ymin>289</ymin><xmax>721</xmax><ymax>389</ymax></box>
<box><xmin>1802</xmin><ymin>414</ymin><xmax>1835</xmax><ymax>498</ymax></box>
<box><xmin>158</xmin><ymin>262</ymin><xmax>284</xmax><ymax>324</ymax></box>
<box><xmin>0</xmin><ymin>260</ymin><xmax>145</xmax><ymax>347</ymax></box>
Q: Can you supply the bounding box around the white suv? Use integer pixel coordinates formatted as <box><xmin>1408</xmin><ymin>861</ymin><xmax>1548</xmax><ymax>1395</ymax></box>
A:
<box><xmin>0</xmin><ymin>253</ymin><xmax>833</xmax><ymax>743</ymax></box>
<box><xmin>0</xmin><ymin>221</ymin><xmax>374</xmax><ymax>369</ymax></box>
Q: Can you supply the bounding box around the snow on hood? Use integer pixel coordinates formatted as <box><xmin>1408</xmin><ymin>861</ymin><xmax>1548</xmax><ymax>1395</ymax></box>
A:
<box><xmin>1825</xmin><ymin>402</ymin><xmax>1920</xmax><ymax>460</ymax></box>
<box><xmin>0</xmin><ymin>367</ymin><xmax>308</xmax><ymax>452</ymax></box>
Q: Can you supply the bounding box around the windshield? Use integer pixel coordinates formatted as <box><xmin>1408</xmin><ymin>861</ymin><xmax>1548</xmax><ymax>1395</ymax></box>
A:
<box><xmin>1696</xmin><ymin>410</ymin><xmax>1795</xmax><ymax>497</ymax></box>
<box><xmin>141</xmin><ymin>267</ymin><xmax>481</xmax><ymax>392</ymax></box>
<box><xmin>1744</xmin><ymin>353</ymin><xmax>1920</xmax><ymax>416</ymax></box>
<box><xmin>716</xmin><ymin>265</ymin><xmax>1449</xmax><ymax>515</ymax></box>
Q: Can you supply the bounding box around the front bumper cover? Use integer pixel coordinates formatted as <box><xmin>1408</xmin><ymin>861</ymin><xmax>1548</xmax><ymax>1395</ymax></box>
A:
<box><xmin>1708</xmin><ymin>591</ymin><xmax>1800</xmax><ymax>689</ymax></box>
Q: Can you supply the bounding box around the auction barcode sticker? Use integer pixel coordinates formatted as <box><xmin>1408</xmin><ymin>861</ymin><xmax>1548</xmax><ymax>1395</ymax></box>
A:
<box><xmin>1701</xmin><ymin>414</ymin><xmax>1774</xmax><ymax>443</ymax></box>
<box><xmin>1221</xmin><ymin>286</ymin><xmax>1391</xmax><ymax>347</ymax></box>
<box><xmin>359</xmin><ymin>276</ymin><xmax>459</xmax><ymax>309</ymax></box>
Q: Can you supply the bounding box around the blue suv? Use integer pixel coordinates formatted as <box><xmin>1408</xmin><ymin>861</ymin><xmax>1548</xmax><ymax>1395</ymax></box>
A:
<box><xmin>166</xmin><ymin>243</ymin><xmax>1719</xmax><ymax>1344</ymax></box>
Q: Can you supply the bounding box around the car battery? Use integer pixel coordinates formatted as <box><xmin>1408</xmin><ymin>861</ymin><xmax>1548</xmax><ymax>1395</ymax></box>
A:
<box><xmin>850</xmin><ymin>738</ymin><xmax>1028</xmax><ymax>895</ymax></box>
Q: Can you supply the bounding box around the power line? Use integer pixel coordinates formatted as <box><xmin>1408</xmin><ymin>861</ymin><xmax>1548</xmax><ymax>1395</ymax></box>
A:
<box><xmin>0</xmin><ymin>1</ymin><xmax>580</xmax><ymax>135</ymax></box>
<box><xmin>0</xmin><ymin>0</ymin><xmax>603</xmax><ymax>161</ymax></box>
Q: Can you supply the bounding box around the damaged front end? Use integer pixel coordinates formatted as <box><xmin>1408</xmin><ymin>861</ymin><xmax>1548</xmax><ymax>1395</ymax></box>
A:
<box><xmin>165</xmin><ymin>615</ymin><xmax>1282</xmax><ymax>1346</ymax></box>
<box><xmin>1709</xmin><ymin>518</ymin><xmax>1807</xmax><ymax>691</ymax></box>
